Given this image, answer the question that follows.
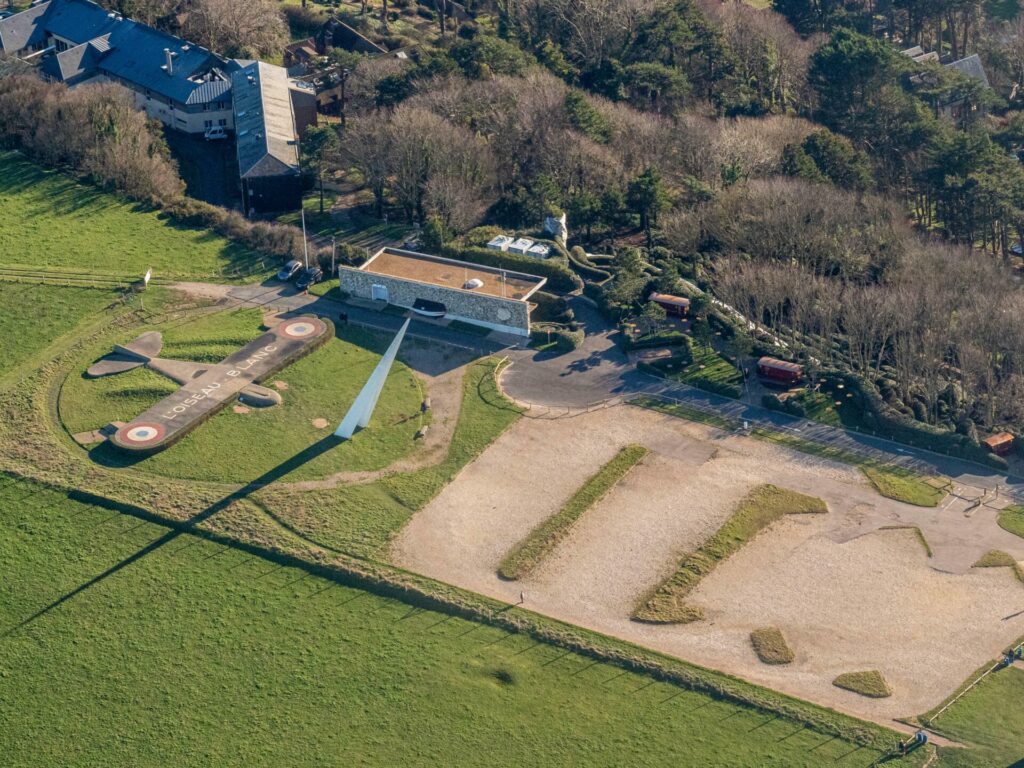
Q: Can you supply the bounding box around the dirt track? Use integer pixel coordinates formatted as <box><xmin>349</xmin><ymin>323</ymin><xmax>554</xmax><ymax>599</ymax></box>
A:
<box><xmin>391</xmin><ymin>405</ymin><xmax>1024</xmax><ymax>724</ymax></box>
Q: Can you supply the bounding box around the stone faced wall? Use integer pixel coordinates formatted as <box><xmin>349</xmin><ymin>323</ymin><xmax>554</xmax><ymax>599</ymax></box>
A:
<box><xmin>339</xmin><ymin>267</ymin><xmax>531</xmax><ymax>336</ymax></box>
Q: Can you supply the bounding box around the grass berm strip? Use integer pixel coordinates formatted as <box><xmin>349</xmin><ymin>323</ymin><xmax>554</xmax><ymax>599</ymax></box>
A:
<box><xmin>634</xmin><ymin>398</ymin><xmax>949</xmax><ymax>507</ymax></box>
<box><xmin>998</xmin><ymin>505</ymin><xmax>1024</xmax><ymax>539</ymax></box>
<box><xmin>972</xmin><ymin>550</ymin><xmax>1024</xmax><ymax>583</ymax></box>
<box><xmin>498</xmin><ymin>444</ymin><xmax>648</xmax><ymax>580</ymax></box>
<box><xmin>633</xmin><ymin>485</ymin><xmax>827</xmax><ymax>624</ymax></box>
<box><xmin>750</xmin><ymin>627</ymin><xmax>795</xmax><ymax>665</ymax></box>
<box><xmin>832</xmin><ymin>671</ymin><xmax>892</xmax><ymax>699</ymax></box>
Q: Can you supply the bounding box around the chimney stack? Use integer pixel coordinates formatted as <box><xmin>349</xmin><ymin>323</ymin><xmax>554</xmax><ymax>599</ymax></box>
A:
<box><xmin>163</xmin><ymin>48</ymin><xmax>176</xmax><ymax>76</ymax></box>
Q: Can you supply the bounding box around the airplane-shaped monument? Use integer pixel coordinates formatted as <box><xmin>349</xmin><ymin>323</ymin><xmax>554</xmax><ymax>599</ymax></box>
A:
<box><xmin>87</xmin><ymin>316</ymin><xmax>333</xmax><ymax>453</ymax></box>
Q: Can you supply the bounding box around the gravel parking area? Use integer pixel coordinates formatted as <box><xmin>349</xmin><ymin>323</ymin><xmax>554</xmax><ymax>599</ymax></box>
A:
<box><xmin>391</xmin><ymin>405</ymin><xmax>1024</xmax><ymax>724</ymax></box>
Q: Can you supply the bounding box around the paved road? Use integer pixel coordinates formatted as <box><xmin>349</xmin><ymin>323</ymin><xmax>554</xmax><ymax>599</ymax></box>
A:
<box><xmin>179</xmin><ymin>281</ymin><xmax>1024</xmax><ymax>499</ymax></box>
<box><xmin>502</xmin><ymin>298</ymin><xmax>1024</xmax><ymax>500</ymax></box>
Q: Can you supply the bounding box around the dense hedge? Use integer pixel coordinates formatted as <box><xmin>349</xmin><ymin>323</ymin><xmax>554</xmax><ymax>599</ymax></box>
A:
<box><xmin>829</xmin><ymin>373</ymin><xmax>1007</xmax><ymax>469</ymax></box>
<box><xmin>440</xmin><ymin>244</ymin><xmax>580</xmax><ymax>293</ymax></box>
<box><xmin>621</xmin><ymin>329</ymin><xmax>687</xmax><ymax>350</ymax></box>
<box><xmin>531</xmin><ymin>325</ymin><xmax>584</xmax><ymax>351</ymax></box>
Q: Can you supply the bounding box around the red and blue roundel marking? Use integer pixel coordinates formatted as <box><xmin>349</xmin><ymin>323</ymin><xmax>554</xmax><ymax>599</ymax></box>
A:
<box><xmin>116</xmin><ymin>422</ymin><xmax>166</xmax><ymax>446</ymax></box>
<box><xmin>279</xmin><ymin>318</ymin><xmax>323</xmax><ymax>340</ymax></box>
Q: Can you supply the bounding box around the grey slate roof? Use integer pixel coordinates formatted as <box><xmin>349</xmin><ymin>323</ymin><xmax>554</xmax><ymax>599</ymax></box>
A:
<box><xmin>945</xmin><ymin>54</ymin><xmax>990</xmax><ymax>89</ymax></box>
<box><xmin>0</xmin><ymin>0</ymin><xmax>233</xmax><ymax>108</ymax></box>
<box><xmin>232</xmin><ymin>62</ymin><xmax>300</xmax><ymax>179</ymax></box>
<box><xmin>40</xmin><ymin>34</ymin><xmax>106</xmax><ymax>81</ymax></box>
<box><xmin>0</xmin><ymin>1</ymin><xmax>50</xmax><ymax>51</ymax></box>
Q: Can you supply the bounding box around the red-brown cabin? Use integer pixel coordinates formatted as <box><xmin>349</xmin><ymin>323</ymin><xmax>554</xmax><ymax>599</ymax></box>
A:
<box><xmin>757</xmin><ymin>356</ymin><xmax>803</xmax><ymax>386</ymax></box>
<box><xmin>983</xmin><ymin>432</ymin><xmax>1014</xmax><ymax>456</ymax></box>
<box><xmin>648</xmin><ymin>291</ymin><xmax>690</xmax><ymax>317</ymax></box>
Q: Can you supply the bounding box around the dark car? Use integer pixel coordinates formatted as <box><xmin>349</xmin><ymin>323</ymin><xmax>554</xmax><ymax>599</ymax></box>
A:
<box><xmin>276</xmin><ymin>259</ymin><xmax>303</xmax><ymax>282</ymax></box>
<box><xmin>296</xmin><ymin>266</ymin><xmax>324</xmax><ymax>290</ymax></box>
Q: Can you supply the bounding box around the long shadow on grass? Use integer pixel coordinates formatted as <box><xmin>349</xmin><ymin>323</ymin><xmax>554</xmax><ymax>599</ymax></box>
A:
<box><xmin>2</xmin><ymin>435</ymin><xmax>343</xmax><ymax>636</ymax></box>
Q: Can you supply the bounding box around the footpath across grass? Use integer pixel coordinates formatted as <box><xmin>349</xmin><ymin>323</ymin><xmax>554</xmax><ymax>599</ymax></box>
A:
<box><xmin>0</xmin><ymin>151</ymin><xmax>264</xmax><ymax>280</ymax></box>
<box><xmin>634</xmin><ymin>485</ymin><xmax>826</xmax><ymax>624</ymax></box>
<box><xmin>498</xmin><ymin>444</ymin><xmax>648</xmax><ymax>580</ymax></box>
<box><xmin>0</xmin><ymin>477</ymin><xmax>917</xmax><ymax>768</ymax></box>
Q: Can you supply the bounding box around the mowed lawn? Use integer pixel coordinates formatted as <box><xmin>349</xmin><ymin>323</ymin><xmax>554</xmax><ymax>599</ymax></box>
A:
<box><xmin>0</xmin><ymin>478</ymin><xmax>914</xmax><ymax>768</ymax></box>
<box><xmin>0</xmin><ymin>151</ymin><xmax>261</xmax><ymax>280</ymax></box>
<box><xmin>0</xmin><ymin>282</ymin><xmax>118</xmax><ymax>379</ymax></box>
<box><xmin>61</xmin><ymin>308</ymin><xmax>424</xmax><ymax>483</ymax></box>
<box><xmin>927</xmin><ymin>664</ymin><xmax>1024</xmax><ymax>767</ymax></box>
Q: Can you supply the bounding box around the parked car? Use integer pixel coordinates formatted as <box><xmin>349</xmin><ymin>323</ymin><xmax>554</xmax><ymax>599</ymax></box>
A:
<box><xmin>276</xmin><ymin>259</ymin><xmax>302</xmax><ymax>281</ymax></box>
<box><xmin>204</xmin><ymin>126</ymin><xmax>228</xmax><ymax>141</ymax></box>
<box><xmin>1011</xmin><ymin>241</ymin><xmax>1023</xmax><ymax>257</ymax></box>
<box><xmin>296</xmin><ymin>266</ymin><xmax>324</xmax><ymax>290</ymax></box>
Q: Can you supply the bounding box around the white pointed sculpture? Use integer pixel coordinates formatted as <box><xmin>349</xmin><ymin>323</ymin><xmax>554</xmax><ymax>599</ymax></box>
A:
<box><xmin>335</xmin><ymin>318</ymin><xmax>410</xmax><ymax>439</ymax></box>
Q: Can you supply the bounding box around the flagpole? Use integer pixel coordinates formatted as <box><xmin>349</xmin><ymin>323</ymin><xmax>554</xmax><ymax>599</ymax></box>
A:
<box><xmin>301</xmin><ymin>208</ymin><xmax>309</xmax><ymax>271</ymax></box>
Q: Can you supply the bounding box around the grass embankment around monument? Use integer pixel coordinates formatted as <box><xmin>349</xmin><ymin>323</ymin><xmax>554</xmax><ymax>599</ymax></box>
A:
<box><xmin>633</xmin><ymin>397</ymin><xmax>949</xmax><ymax>507</ymax></box>
<box><xmin>0</xmin><ymin>476</ymin><xmax>927</xmax><ymax>768</ymax></box>
<box><xmin>634</xmin><ymin>485</ymin><xmax>827</xmax><ymax>624</ymax></box>
<box><xmin>0</xmin><ymin>282</ymin><xmax>121</xmax><ymax>382</ymax></box>
<box><xmin>498</xmin><ymin>444</ymin><xmax>648</xmax><ymax>580</ymax></box>
<box><xmin>0</xmin><ymin>151</ymin><xmax>265</xmax><ymax>281</ymax></box>
<box><xmin>59</xmin><ymin>307</ymin><xmax>425</xmax><ymax>484</ymax></box>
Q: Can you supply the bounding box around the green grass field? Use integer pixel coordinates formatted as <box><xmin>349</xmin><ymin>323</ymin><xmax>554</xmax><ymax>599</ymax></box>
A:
<box><xmin>924</xmin><ymin>665</ymin><xmax>1024</xmax><ymax>767</ymax></box>
<box><xmin>59</xmin><ymin>308</ymin><xmax>424</xmax><ymax>483</ymax></box>
<box><xmin>998</xmin><ymin>505</ymin><xmax>1024</xmax><ymax>538</ymax></box>
<box><xmin>0</xmin><ymin>152</ymin><xmax>263</xmax><ymax>280</ymax></box>
<box><xmin>0</xmin><ymin>282</ymin><xmax>119</xmax><ymax>381</ymax></box>
<box><xmin>0</xmin><ymin>477</ymin><xmax>916</xmax><ymax>768</ymax></box>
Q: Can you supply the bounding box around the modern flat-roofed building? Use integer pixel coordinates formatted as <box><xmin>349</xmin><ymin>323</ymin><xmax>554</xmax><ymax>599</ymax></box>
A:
<box><xmin>338</xmin><ymin>248</ymin><xmax>546</xmax><ymax>337</ymax></box>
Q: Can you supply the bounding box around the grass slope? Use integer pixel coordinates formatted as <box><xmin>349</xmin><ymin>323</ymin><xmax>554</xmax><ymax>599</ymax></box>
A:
<box><xmin>0</xmin><ymin>478</ymin><xmax>913</xmax><ymax>767</ymax></box>
<box><xmin>832</xmin><ymin>671</ymin><xmax>892</xmax><ymax>699</ymax></box>
<box><xmin>0</xmin><ymin>282</ymin><xmax>118</xmax><ymax>380</ymax></box>
<box><xmin>750</xmin><ymin>627</ymin><xmax>795</xmax><ymax>665</ymax></box>
<box><xmin>0</xmin><ymin>151</ymin><xmax>263</xmax><ymax>280</ymax></box>
<box><xmin>61</xmin><ymin>308</ymin><xmax>424</xmax><ymax>483</ymax></box>
<box><xmin>923</xmin><ymin>666</ymin><xmax>1024</xmax><ymax>767</ymax></box>
<box><xmin>498</xmin><ymin>444</ymin><xmax>648</xmax><ymax>580</ymax></box>
<box><xmin>634</xmin><ymin>485</ymin><xmax>827</xmax><ymax>623</ymax></box>
<box><xmin>861</xmin><ymin>465</ymin><xmax>947</xmax><ymax>507</ymax></box>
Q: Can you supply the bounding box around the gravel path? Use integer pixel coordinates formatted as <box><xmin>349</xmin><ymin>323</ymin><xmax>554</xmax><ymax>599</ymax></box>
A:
<box><xmin>391</xmin><ymin>405</ymin><xmax>1024</xmax><ymax>725</ymax></box>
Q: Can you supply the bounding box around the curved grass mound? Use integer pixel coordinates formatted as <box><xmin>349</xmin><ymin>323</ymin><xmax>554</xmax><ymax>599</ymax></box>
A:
<box><xmin>833</xmin><ymin>671</ymin><xmax>892</xmax><ymax>699</ymax></box>
<box><xmin>861</xmin><ymin>466</ymin><xmax>947</xmax><ymax>507</ymax></box>
<box><xmin>973</xmin><ymin>550</ymin><xmax>1024</xmax><ymax>583</ymax></box>
<box><xmin>498</xmin><ymin>444</ymin><xmax>648</xmax><ymax>581</ymax></box>
<box><xmin>750</xmin><ymin>627</ymin><xmax>795</xmax><ymax>665</ymax></box>
<box><xmin>998</xmin><ymin>506</ymin><xmax>1024</xmax><ymax>539</ymax></box>
<box><xmin>633</xmin><ymin>485</ymin><xmax>827</xmax><ymax>624</ymax></box>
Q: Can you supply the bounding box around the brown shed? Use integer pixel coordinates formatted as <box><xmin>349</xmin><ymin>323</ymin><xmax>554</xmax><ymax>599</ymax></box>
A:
<box><xmin>982</xmin><ymin>432</ymin><xmax>1014</xmax><ymax>456</ymax></box>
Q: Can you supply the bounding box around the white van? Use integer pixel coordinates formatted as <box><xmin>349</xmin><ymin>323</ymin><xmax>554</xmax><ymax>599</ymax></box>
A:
<box><xmin>204</xmin><ymin>126</ymin><xmax>228</xmax><ymax>141</ymax></box>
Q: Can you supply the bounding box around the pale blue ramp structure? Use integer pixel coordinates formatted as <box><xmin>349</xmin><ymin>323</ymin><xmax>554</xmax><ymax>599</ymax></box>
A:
<box><xmin>335</xmin><ymin>318</ymin><xmax>410</xmax><ymax>439</ymax></box>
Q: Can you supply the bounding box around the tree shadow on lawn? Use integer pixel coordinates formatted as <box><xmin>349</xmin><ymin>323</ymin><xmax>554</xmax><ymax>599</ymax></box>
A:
<box><xmin>4</xmin><ymin>434</ymin><xmax>344</xmax><ymax>637</ymax></box>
